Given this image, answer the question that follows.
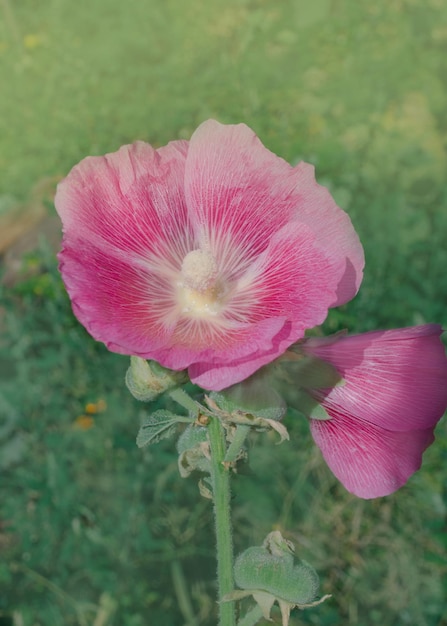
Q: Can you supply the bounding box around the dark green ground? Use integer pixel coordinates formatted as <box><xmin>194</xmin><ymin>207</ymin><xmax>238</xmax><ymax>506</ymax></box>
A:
<box><xmin>1</xmin><ymin>0</ymin><xmax>447</xmax><ymax>624</ymax></box>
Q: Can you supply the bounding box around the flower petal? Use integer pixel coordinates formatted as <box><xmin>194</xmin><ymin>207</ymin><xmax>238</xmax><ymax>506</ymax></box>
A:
<box><xmin>188</xmin><ymin>318</ymin><xmax>293</xmax><ymax>390</ymax></box>
<box><xmin>289</xmin><ymin>162</ymin><xmax>365</xmax><ymax>306</ymax></box>
<box><xmin>239</xmin><ymin>221</ymin><xmax>339</xmax><ymax>332</ymax></box>
<box><xmin>185</xmin><ymin>120</ymin><xmax>364</xmax><ymax>306</ymax></box>
<box><xmin>56</xmin><ymin>140</ymin><xmax>192</xmax><ymax>356</ymax></box>
<box><xmin>304</xmin><ymin>325</ymin><xmax>447</xmax><ymax>431</ymax></box>
<box><xmin>56</xmin><ymin>140</ymin><xmax>191</xmax><ymax>259</ymax></box>
<box><xmin>172</xmin><ymin>219</ymin><xmax>344</xmax><ymax>389</ymax></box>
<box><xmin>59</xmin><ymin>240</ymin><xmax>174</xmax><ymax>354</ymax></box>
<box><xmin>310</xmin><ymin>411</ymin><xmax>435</xmax><ymax>498</ymax></box>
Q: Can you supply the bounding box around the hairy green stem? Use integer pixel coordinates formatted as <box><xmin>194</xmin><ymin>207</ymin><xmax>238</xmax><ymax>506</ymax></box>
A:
<box><xmin>224</xmin><ymin>424</ymin><xmax>250</xmax><ymax>463</ymax></box>
<box><xmin>208</xmin><ymin>415</ymin><xmax>236</xmax><ymax>626</ymax></box>
<box><xmin>169</xmin><ymin>387</ymin><xmax>199</xmax><ymax>414</ymax></box>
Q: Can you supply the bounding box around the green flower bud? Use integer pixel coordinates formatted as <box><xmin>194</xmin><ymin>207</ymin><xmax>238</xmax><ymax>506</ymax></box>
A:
<box><xmin>125</xmin><ymin>357</ymin><xmax>188</xmax><ymax>402</ymax></box>
<box><xmin>234</xmin><ymin>531</ymin><xmax>320</xmax><ymax>606</ymax></box>
<box><xmin>224</xmin><ymin>531</ymin><xmax>329</xmax><ymax>626</ymax></box>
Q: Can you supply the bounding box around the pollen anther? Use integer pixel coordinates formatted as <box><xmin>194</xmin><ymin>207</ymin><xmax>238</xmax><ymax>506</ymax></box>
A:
<box><xmin>181</xmin><ymin>249</ymin><xmax>218</xmax><ymax>292</ymax></box>
<box><xmin>177</xmin><ymin>249</ymin><xmax>223</xmax><ymax>318</ymax></box>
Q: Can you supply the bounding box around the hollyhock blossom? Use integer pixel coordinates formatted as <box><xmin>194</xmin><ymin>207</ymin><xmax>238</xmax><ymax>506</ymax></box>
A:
<box><xmin>295</xmin><ymin>325</ymin><xmax>447</xmax><ymax>498</ymax></box>
<box><xmin>55</xmin><ymin>120</ymin><xmax>364</xmax><ymax>390</ymax></box>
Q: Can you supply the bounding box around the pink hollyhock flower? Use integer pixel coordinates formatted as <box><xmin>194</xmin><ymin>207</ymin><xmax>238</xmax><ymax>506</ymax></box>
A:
<box><xmin>296</xmin><ymin>325</ymin><xmax>447</xmax><ymax>498</ymax></box>
<box><xmin>55</xmin><ymin>120</ymin><xmax>364</xmax><ymax>390</ymax></box>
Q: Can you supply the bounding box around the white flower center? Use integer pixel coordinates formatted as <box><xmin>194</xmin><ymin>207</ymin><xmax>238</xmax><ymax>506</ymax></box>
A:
<box><xmin>178</xmin><ymin>249</ymin><xmax>223</xmax><ymax>317</ymax></box>
<box><xmin>181</xmin><ymin>249</ymin><xmax>218</xmax><ymax>291</ymax></box>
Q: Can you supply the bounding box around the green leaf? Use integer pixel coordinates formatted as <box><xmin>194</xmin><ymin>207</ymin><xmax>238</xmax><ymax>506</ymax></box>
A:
<box><xmin>176</xmin><ymin>424</ymin><xmax>208</xmax><ymax>454</ymax></box>
<box><xmin>136</xmin><ymin>410</ymin><xmax>192</xmax><ymax>448</ymax></box>
<box><xmin>177</xmin><ymin>425</ymin><xmax>211</xmax><ymax>478</ymax></box>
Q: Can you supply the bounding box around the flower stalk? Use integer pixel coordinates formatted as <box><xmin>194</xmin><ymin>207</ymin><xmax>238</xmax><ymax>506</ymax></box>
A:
<box><xmin>207</xmin><ymin>415</ymin><xmax>236</xmax><ymax>626</ymax></box>
<box><xmin>224</xmin><ymin>425</ymin><xmax>251</xmax><ymax>464</ymax></box>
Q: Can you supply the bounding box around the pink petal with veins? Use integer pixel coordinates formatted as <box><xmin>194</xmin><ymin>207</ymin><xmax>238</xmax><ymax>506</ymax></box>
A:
<box><xmin>310</xmin><ymin>411</ymin><xmax>435</xmax><ymax>498</ymax></box>
<box><xmin>300</xmin><ymin>325</ymin><xmax>447</xmax><ymax>497</ymax></box>
<box><xmin>304</xmin><ymin>325</ymin><xmax>447</xmax><ymax>431</ymax></box>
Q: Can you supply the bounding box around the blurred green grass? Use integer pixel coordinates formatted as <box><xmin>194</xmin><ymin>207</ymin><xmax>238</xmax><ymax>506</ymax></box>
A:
<box><xmin>1</xmin><ymin>0</ymin><xmax>447</xmax><ymax>624</ymax></box>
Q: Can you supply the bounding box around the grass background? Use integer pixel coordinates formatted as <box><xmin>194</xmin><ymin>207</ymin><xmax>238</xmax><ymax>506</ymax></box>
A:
<box><xmin>1</xmin><ymin>0</ymin><xmax>447</xmax><ymax>624</ymax></box>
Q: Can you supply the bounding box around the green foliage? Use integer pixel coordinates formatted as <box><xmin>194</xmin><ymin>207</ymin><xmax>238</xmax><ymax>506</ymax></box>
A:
<box><xmin>136</xmin><ymin>411</ymin><xmax>192</xmax><ymax>448</ymax></box>
<box><xmin>1</xmin><ymin>0</ymin><xmax>447</xmax><ymax>624</ymax></box>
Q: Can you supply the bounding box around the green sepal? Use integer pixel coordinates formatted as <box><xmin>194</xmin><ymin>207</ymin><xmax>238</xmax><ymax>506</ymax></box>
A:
<box><xmin>274</xmin><ymin>350</ymin><xmax>343</xmax><ymax>417</ymax></box>
<box><xmin>222</xmin><ymin>588</ymin><xmax>331</xmax><ymax>626</ymax></box>
<box><xmin>136</xmin><ymin>410</ymin><xmax>193</xmax><ymax>448</ymax></box>
<box><xmin>308</xmin><ymin>402</ymin><xmax>332</xmax><ymax>421</ymax></box>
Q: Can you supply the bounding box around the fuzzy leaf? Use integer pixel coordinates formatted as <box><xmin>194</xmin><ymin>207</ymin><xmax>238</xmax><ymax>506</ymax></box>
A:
<box><xmin>136</xmin><ymin>410</ymin><xmax>191</xmax><ymax>447</ymax></box>
<box><xmin>176</xmin><ymin>424</ymin><xmax>208</xmax><ymax>454</ymax></box>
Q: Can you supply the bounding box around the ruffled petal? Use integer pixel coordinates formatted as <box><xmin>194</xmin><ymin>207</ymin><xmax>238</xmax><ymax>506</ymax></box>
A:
<box><xmin>59</xmin><ymin>240</ymin><xmax>174</xmax><ymax>355</ymax></box>
<box><xmin>57</xmin><ymin>140</ymin><xmax>191</xmax><ymax>259</ymax></box>
<box><xmin>304</xmin><ymin>325</ymin><xmax>447</xmax><ymax>431</ymax></box>
<box><xmin>185</xmin><ymin>120</ymin><xmax>364</xmax><ymax>306</ymax></box>
<box><xmin>188</xmin><ymin>318</ymin><xmax>293</xmax><ymax>390</ymax></box>
<box><xmin>288</xmin><ymin>162</ymin><xmax>364</xmax><ymax>306</ymax></box>
<box><xmin>56</xmin><ymin>140</ymin><xmax>192</xmax><ymax>356</ymax></box>
<box><xmin>310</xmin><ymin>411</ymin><xmax>435</xmax><ymax>498</ymax></box>
<box><xmin>238</xmin><ymin>221</ymin><xmax>339</xmax><ymax>332</ymax></box>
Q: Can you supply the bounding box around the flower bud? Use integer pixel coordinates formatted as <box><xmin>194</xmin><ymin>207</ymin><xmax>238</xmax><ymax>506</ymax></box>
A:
<box><xmin>234</xmin><ymin>531</ymin><xmax>319</xmax><ymax>606</ymax></box>
<box><xmin>125</xmin><ymin>357</ymin><xmax>188</xmax><ymax>402</ymax></box>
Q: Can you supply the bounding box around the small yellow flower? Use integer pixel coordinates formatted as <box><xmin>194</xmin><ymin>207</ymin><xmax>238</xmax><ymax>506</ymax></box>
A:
<box><xmin>73</xmin><ymin>415</ymin><xmax>94</xmax><ymax>430</ymax></box>
<box><xmin>23</xmin><ymin>34</ymin><xmax>43</xmax><ymax>49</ymax></box>
<box><xmin>85</xmin><ymin>399</ymin><xmax>107</xmax><ymax>414</ymax></box>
